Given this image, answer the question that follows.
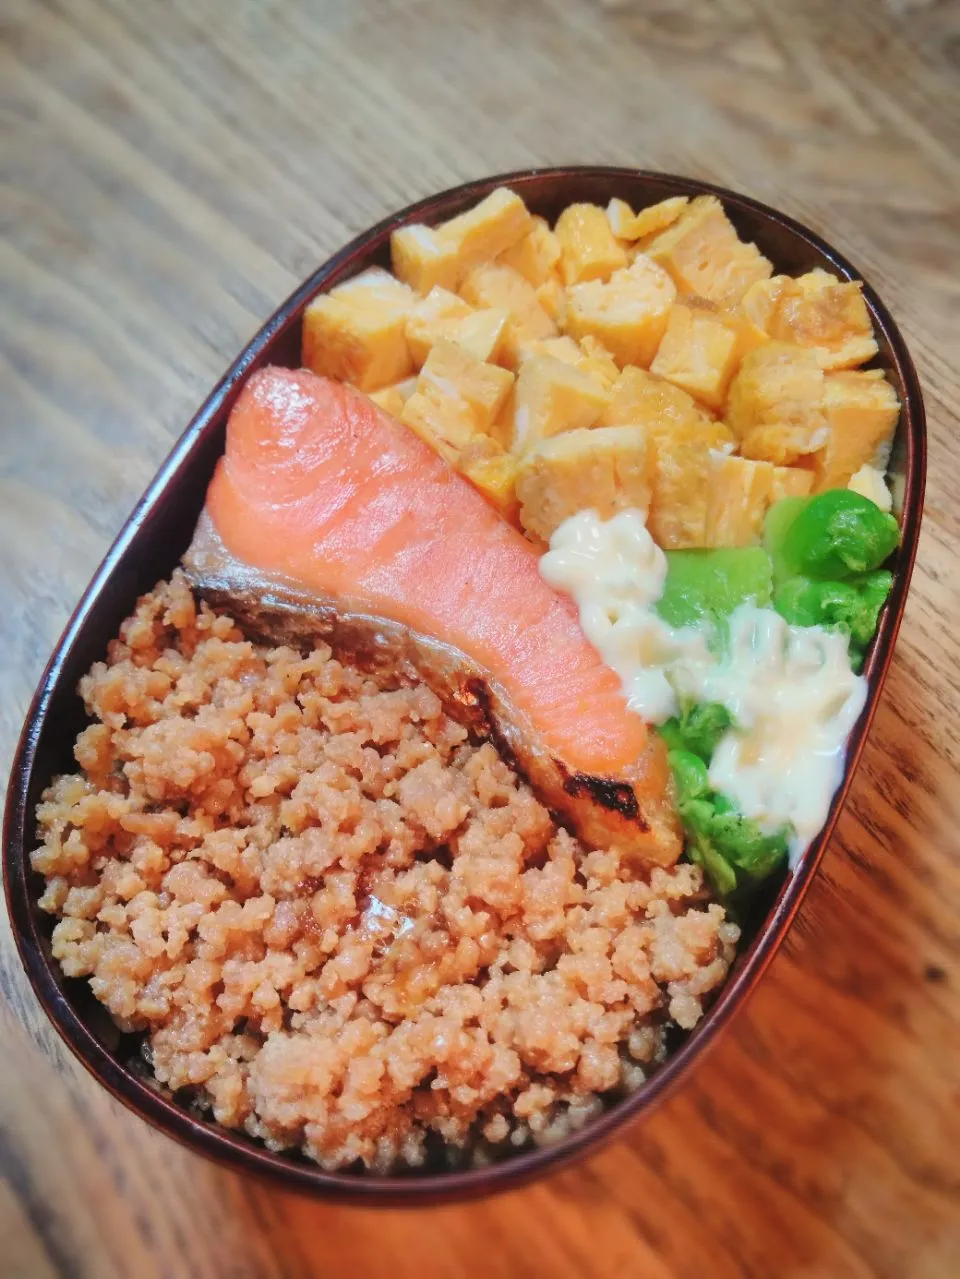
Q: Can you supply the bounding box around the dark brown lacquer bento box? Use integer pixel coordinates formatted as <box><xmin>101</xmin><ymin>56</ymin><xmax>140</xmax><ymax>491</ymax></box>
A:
<box><xmin>3</xmin><ymin>168</ymin><xmax>926</xmax><ymax>1205</ymax></box>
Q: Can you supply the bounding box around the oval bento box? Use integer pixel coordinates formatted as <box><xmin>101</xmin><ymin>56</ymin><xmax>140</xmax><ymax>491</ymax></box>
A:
<box><xmin>2</xmin><ymin>168</ymin><xmax>926</xmax><ymax>1205</ymax></box>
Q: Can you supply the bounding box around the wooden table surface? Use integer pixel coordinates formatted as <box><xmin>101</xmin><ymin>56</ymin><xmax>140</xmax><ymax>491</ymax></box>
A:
<box><xmin>2</xmin><ymin>1</ymin><xmax>959</xmax><ymax>1275</ymax></box>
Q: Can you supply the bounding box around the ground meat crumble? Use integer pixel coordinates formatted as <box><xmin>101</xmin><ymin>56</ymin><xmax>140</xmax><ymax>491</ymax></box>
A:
<box><xmin>32</xmin><ymin>572</ymin><xmax>739</xmax><ymax>1172</ymax></box>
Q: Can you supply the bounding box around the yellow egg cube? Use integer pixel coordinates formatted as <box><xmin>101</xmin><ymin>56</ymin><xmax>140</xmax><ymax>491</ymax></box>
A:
<box><xmin>622</xmin><ymin>385</ymin><xmax>735</xmax><ymax>550</ymax></box>
<box><xmin>726</xmin><ymin>343</ymin><xmax>827</xmax><ymax>465</ymax></box>
<box><xmin>811</xmin><ymin>369</ymin><xmax>900</xmax><ymax>491</ymax></box>
<box><xmin>606</xmin><ymin>195</ymin><xmax>689</xmax><ymax>242</ymax></box>
<box><xmin>535</xmin><ymin>274</ymin><xmax>566</xmax><ymax>323</ymax></box>
<box><xmin>405</xmin><ymin>287</ymin><xmax>508</xmax><ymax>367</ymax></box>
<box><xmin>405</xmin><ymin>287</ymin><xmax>474</xmax><ymax>365</ymax></box>
<box><xmin>658</xmin><ymin>453</ymin><xmax>813</xmax><ymax>550</ymax></box>
<box><xmin>646</xmin><ymin>424</ymin><xmax>736</xmax><ymax>550</ymax></box>
<box><xmin>738</xmin><ymin>270</ymin><xmax>877</xmax><ymax>371</ymax></box>
<box><xmin>649</xmin><ymin>299</ymin><xmax>748</xmax><ymax>412</ymax></box>
<box><xmin>368</xmin><ymin>376</ymin><xmax>419</xmax><ymax>418</ymax></box>
<box><xmin>400</xmin><ymin>339</ymin><xmax>515</xmax><ymax>463</ymax></box>
<box><xmin>302</xmin><ymin>269</ymin><xmax>417</xmax><ymax>391</ymax></box>
<box><xmin>520</xmin><ymin>335</ymin><xmax>620</xmax><ymax>389</ymax></box>
<box><xmin>555</xmin><ymin>203</ymin><xmax>629</xmax><ymax>285</ymax></box>
<box><xmin>451</xmin><ymin>308</ymin><xmax>510</xmax><ymax>365</ymax></box>
<box><xmin>728</xmin><ymin>311</ymin><xmax>770</xmax><ymax>362</ymax></box>
<box><xmin>795</xmin><ymin>267</ymin><xmax>836</xmax><ymax>292</ymax></box>
<box><xmin>848</xmin><ymin>464</ymin><xmax>893</xmax><ymax>512</ymax></box>
<box><xmin>328</xmin><ymin>267</ymin><xmax>415</xmax><ymax>309</ymax></box>
<box><xmin>599</xmin><ymin>368</ymin><xmax>734</xmax><ymax>550</ymax></box>
<box><xmin>516</xmin><ymin>425</ymin><xmax>653</xmax><ymax>543</ymax></box>
<box><xmin>731</xmin><ymin>277</ymin><xmax>792</xmax><ymax>370</ymax></box>
<box><xmin>510</xmin><ymin>355</ymin><xmax>611</xmax><ymax>453</ymax></box>
<box><xmin>600</xmin><ymin>365</ymin><xmax>716</xmax><ymax>433</ymax></box>
<box><xmin>739</xmin><ymin>275</ymin><xmax>793</xmax><ymax>331</ymax></box>
<box><xmin>575</xmin><ymin>336</ymin><xmax>621</xmax><ymax>389</ymax></box>
<box><xmin>703</xmin><ymin>455</ymin><xmax>775</xmax><ymax>548</ymax></box>
<box><xmin>460</xmin><ymin>262</ymin><xmax>557</xmax><ymax>367</ymax></box>
<box><xmin>490</xmin><ymin>383</ymin><xmax>517</xmax><ymax>451</ymax></box>
<box><xmin>565</xmin><ymin>255</ymin><xmax>677</xmax><ymax>369</ymax></box>
<box><xmin>458</xmin><ymin>438</ymin><xmax>520</xmax><ymax>521</ymax></box>
<box><xmin>606</xmin><ymin>198</ymin><xmax>636</xmax><ymax>240</ymax></box>
<box><xmin>770</xmin><ymin>271</ymin><xmax>878</xmax><ymax>370</ymax></box>
<box><xmin>439</xmin><ymin>187</ymin><xmax>533</xmax><ymax>279</ymax></box>
<box><xmin>770</xmin><ymin>465</ymin><xmax>815</xmax><ymax>503</ymax></box>
<box><xmin>646</xmin><ymin>195</ymin><xmax>773</xmax><ymax>306</ymax></box>
<box><xmin>392</xmin><ymin>189</ymin><xmax>532</xmax><ymax>296</ymax></box>
<box><xmin>518</xmin><ymin>335</ymin><xmax>583</xmax><ymax>365</ymax></box>
<box><xmin>498</xmin><ymin>215</ymin><xmax>562</xmax><ymax>285</ymax></box>
<box><xmin>390</xmin><ymin>223</ymin><xmax>461</xmax><ymax>294</ymax></box>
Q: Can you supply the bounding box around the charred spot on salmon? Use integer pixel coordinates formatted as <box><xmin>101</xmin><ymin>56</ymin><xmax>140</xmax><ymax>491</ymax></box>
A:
<box><xmin>457</xmin><ymin>678</ymin><xmax>495</xmax><ymax>732</ymax></box>
<box><xmin>455</xmin><ymin>677</ymin><xmax>520</xmax><ymax>770</ymax></box>
<box><xmin>453</xmin><ymin>679</ymin><xmax>485</xmax><ymax>714</ymax></box>
<box><xmin>562</xmin><ymin>772</ymin><xmax>647</xmax><ymax>827</ymax></box>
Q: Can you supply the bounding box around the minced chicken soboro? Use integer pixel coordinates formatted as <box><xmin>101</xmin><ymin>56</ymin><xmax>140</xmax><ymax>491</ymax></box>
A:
<box><xmin>32</xmin><ymin>571</ymin><xmax>739</xmax><ymax>1173</ymax></box>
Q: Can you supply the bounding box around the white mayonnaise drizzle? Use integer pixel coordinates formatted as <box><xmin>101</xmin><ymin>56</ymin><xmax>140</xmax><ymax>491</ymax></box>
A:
<box><xmin>539</xmin><ymin>509</ymin><xmax>867</xmax><ymax>861</ymax></box>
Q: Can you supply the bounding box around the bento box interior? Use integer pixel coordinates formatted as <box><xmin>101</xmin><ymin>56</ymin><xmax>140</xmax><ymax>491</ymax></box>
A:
<box><xmin>9</xmin><ymin>170</ymin><xmax>915</xmax><ymax>1180</ymax></box>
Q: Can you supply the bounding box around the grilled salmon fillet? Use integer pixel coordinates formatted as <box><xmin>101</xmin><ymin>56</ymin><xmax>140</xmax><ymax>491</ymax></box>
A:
<box><xmin>183</xmin><ymin>367</ymin><xmax>681</xmax><ymax>866</ymax></box>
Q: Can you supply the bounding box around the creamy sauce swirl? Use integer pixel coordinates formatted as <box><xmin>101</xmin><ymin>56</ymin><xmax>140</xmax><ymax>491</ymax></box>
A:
<box><xmin>540</xmin><ymin>509</ymin><xmax>867</xmax><ymax>861</ymax></box>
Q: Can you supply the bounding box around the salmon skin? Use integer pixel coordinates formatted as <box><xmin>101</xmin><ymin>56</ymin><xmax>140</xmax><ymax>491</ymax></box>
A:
<box><xmin>183</xmin><ymin>367</ymin><xmax>681</xmax><ymax>867</ymax></box>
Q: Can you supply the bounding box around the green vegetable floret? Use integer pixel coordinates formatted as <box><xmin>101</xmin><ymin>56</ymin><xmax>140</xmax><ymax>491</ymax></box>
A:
<box><xmin>774</xmin><ymin>570</ymin><xmax>893</xmax><ymax>669</ymax></box>
<box><xmin>656</xmin><ymin>489</ymin><xmax>900</xmax><ymax>896</ymax></box>
<box><xmin>658</xmin><ymin>699</ymin><xmax>735</xmax><ymax>762</ymax></box>
<box><xmin>765</xmin><ymin>490</ymin><xmax>899</xmax><ymax>662</ymax></box>
<box><xmin>657</xmin><ymin>547</ymin><xmax>773</xmax><ymax>628</ymax></box>
<box><xmin>766</xmin><ymin>489</ymin><xmax>900</xmax><ymax>584</ymax></box>
<box><xmin>667</xmin><ymin>748</ymin><xmax>790</xmax><ymax>900</ymax></box>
